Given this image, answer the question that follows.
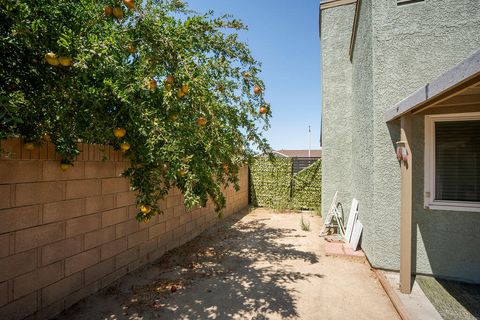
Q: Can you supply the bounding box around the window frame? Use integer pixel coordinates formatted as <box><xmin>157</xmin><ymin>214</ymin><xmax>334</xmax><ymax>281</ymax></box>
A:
<box><xmin>424</xmin><ymin>112</ymin><xmax>480</xmax><ymax>212</ymax></box>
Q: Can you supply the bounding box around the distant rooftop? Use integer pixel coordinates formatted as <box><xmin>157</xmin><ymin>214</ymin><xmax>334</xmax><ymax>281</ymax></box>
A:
<box><xmin>273</xmin><ymin>149</ymin><xmax>322</xmax><ymax>158</ymax></box>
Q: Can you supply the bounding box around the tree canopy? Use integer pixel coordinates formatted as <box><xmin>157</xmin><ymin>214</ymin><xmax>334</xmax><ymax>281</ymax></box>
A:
<box><xmin>0</xmin><ymin>0</ymin><xmax>271</xmax><ymax>221</ymax></box>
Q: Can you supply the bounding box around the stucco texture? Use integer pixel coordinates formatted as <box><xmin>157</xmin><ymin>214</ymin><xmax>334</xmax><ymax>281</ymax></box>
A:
<box><xmin>321</xmin><ymin>0</ymin><xmax>480</xmax><ymax>282</ymax></box>
<box><xmin>320</xmin><ymin>5</ymin><xmax>355</xmax><ymax>222</ymax></box>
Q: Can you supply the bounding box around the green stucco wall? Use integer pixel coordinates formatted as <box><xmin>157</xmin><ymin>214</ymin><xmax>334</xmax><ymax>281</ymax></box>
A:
<box><xmin>320</xmin><ymin>4</ymin><xmax>354</xmax><ymax>222</ymax></box>
<box><xmin>321</xmin><ymin>0</ymin><xmax>480</xmax><ymax>282</ymax></box>
<box><xmin>349</xmin><ymin>0</ymin><xmax>377</xmax><ymax>264</ymax></box>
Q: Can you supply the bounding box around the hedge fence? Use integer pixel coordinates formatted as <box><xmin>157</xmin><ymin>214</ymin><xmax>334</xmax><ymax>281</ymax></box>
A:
<box><xmin>249</xmin><ymin>157</ymin><xmax>321</xmax><ymax>211</ymax></box>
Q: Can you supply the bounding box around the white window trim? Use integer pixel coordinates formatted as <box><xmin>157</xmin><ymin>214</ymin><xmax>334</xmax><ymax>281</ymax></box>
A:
<box><xmin>424</xmin><ymin>112</ymin><xmax>480</xmax><ymax>212</ymax></box>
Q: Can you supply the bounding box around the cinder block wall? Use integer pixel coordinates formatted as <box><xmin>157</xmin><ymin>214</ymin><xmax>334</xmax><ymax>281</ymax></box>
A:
<box><xmin>0</xmin><ymin>138</ymin><xmax>248</xmax><ymax>320</ymax></box>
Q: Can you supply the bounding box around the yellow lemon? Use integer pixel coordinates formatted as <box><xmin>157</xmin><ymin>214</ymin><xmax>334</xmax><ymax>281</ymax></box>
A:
<box><xmin>113</xmin><ymin>127</ymin><xmax>126</xmax><ymax>138</ymax></box>
<box><xmin>45</xmin><ymin>52</ymin><xmax>59</xmax><ymax>66</ymax></box>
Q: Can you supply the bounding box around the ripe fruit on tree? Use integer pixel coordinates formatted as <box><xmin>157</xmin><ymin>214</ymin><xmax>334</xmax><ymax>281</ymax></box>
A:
<box><xmin>60</xmin><ymin>160</ymin><xmax>72</xmax><ymax>172</ymax></box>
<box><xmin>104</xmin><ymin>6</ymin><xmax>113</xmax><ymax>15</ymax></box>
<box><xmin>24</xmin><ymin>142</ymin><xmax>34</xmax><ymax>151</ymax></box>
<box><xmin>259</xmin><ymin>106</ymin><xmax>268</xmax><ymax>114</ymax></box>
<box><xmin>181</xmin><ymin>84</ymin><xmax>189</xmax><ymax>94</ymax></box>
<box><xmin>253</xmin><ymin>85</ymin><xmax>262</xmax><ymax>95</ymax></box>
<box><xmin>112</xmin><ymin>7</ymin><xmax>123</xmax><ymax>19</ymax></box>
<box><xmin>177</xmin><ymin>89</ymin><xmax>185</xmax><ymax>98</ymax></box>
<box><xmin>60</xmin><ymin>163</ymin><xmax>72</xmax><ymax>171</ymax></box>
<box><xmin>178</xmin><ymin>169</ymin><xmax>186</xmax><ymax>177</ymax></box>
<box><xmin>45</xmin><ymin>52</ymin><xmax>59</xmax><ymax>66</ymax></box>
<box><xmin>140</xmin><ymin>205</ymin><xmax>151</xmax><ymax>214</ymax></box>
<box><xmin>113</xmin><ymin>127</ymin><xmax>126</xmax><ymax>138</ymax></box>
<box><xmin>166</xmin><ymin>75</ymin><xmax>174</xmax><ymax>84</ymax></box>
<box><xmin>197</xmin><ymin>117</ymin><xmax>207</xmax><ymax>127</ymax></box>
<box><xmin>120</xmin><ymin>142</ymin><xmax>130</xmax><ymax>152</ymax></box>
<box><xmin>148</xmin><ymin>79</ymin><xmax>157</xmax><ymax>91</ymax></box>
<box><xmin>127</xmin><ymin>45</ymin><xmax>136</xmax><ymax>54</ymax></box>
<box><xmin>123</xmin><ymin>0</ymin><xmax>135</xmax><ymax>10</ymax></box>
<box><xmin>223</xmin><ymin>163</ymin><xmax>229</xmax><ymax>174</ymax></box>
<box><xmin>58</xmin><ymin>56</ymin><xmax>72</xmax><ymax>67</ymax></box>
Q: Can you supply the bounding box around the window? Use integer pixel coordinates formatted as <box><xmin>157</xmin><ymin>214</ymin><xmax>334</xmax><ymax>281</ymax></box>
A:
<box><xmin>424</xmin><ymin>113</ymin><xmax>480</xmax><ymax>212</ymax></box>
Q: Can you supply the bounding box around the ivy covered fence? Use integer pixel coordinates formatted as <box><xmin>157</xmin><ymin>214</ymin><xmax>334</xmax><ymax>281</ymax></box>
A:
<box><xmin>249</xmin><ymin>157</ymin><xmax>321</xmax><ymax>212</ymax></box>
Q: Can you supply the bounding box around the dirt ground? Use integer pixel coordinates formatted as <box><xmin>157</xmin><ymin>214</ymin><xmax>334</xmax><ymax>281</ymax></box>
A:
<box><xmin>56</xmin><ymin>208</ymin><xmax>400</xmax><ymax>320</ymax></box>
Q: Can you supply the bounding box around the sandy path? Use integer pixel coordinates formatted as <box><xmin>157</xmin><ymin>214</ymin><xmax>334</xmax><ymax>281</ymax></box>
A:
<box><xmin>56</xmin><ymin>208</ymin><xmax>399</xmax><ymax>320</ymax></box>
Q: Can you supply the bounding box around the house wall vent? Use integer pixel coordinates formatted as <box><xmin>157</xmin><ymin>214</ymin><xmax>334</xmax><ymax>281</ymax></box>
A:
<box><xmin>397</xmin><ymin>0</ymin><xmax>425</xmax><ymax>6</ymax></box>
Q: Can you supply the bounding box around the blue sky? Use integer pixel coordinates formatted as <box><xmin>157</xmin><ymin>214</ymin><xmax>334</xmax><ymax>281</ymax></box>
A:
<box><xmin>188</xmin><ymin>1</ymin><xmax>322</xmax><ymax>150</ymax></box>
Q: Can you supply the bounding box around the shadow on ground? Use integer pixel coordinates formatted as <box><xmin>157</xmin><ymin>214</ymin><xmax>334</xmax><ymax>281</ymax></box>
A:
<box><xmin>417</xmin><ymin>275</ymin><xmax>480</xmax><ymax>320</ymax></box>
<box><xmin>57</xmin><ymin>210</ymin><xmax>323</xmax><ymax>320</ymax></box>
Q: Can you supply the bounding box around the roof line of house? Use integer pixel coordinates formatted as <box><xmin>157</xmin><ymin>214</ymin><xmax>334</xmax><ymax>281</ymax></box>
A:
<box><xmin>320</xmin><ymin>0</ymin><xmax>356</xmax><ymax>11</ymax></box>
<box><xmin>272</xmin><ymin>150</ymin><xmax>289</xmax><ymax>157</ymax></box>
<box><xmin>384</xmin><ymin>49</ymin><xmax>480</xmax><ymax>122</ymax></box>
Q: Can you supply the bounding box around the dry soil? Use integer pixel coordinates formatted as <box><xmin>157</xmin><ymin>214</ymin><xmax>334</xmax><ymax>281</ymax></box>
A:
<box><xmin>56</xmin><ymin>208</ymin><xmax>400</xmax><ymax>320</ymax></box>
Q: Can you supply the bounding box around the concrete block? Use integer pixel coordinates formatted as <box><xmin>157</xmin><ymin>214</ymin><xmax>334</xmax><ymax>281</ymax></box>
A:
<box><xmin>65</xmin><ymin>179</ymin><xmax>101</xmax><ymax>200</ymax></box>
<box><xmin>101</xmin><ymin>177</ymin><xmax>129</xmax><ymax>195</ymax></box>
<box><xmin>85</xmin><ymin>194</ymin><xmax>114</xmax><ymax>215</ymax></box>
<box><xmin>115</xmin><ymin>191</ymin><xmax>136</xmax><ymax>208</ymax></box>
<box><xmin>65</xmin><ymin>248</ymin><xmax>100</xmax><ymax>276</ymax></box>
<box><xmin>139</xmin><ymin>238</ymin><xmax>158</xmax><ymax>257</ymax></box>
<box><xmin>0</xmin><ymin>205</ymin><xmax>40</xmax><ymax>234</ymax></box>
<box><xmin>13</xmin><ymin>261</ymin><xmax>64</xmax><ymax>299</ymax></box>
<box><xmin>115</xmin><ymin>247</ymin><xmax>138</xmax><ymax>268</ymax></box>
<box><xmin>0</xmin><ymin>250</ymin><xmax>37</xmax><ymax>282</ymax></box>
<box><xmin>41</xmin><ymin>272</ymin><xmax>83</xmax><ymax>306</ymax></box>
<box><xmin>84</xmin><ymin>258</ymin><xmax>115</xmax><ymax>285</ymax></box>
<box><xmin>84</xmin><ymin>226</ymin><xmax>115</xmax><ymax>250</ymax></box>
<box><xmin>0</xmin><ymin>185</ymin><xmax>11</xmax><ymax>209</ymax></box>
<box><xmin>100</xmin><ymin>267</ymin><xmax>127</xmax><ymax>288</ymax></box>
<box><xmin>148</xmin><ymin>222</ymin><xmax>166</xmax><ymax>239</ymax></box>
<box><xmin>100</xmin><ymin>238</ymin><xmax>127</xmax><ymax>260</ymax></box>
<box><xmin>41</xmin><ymin>235</ymin><xmax>83</xmax><ymax>266</ymax></box>
<box><xmin>15</xmin><ymin>222</ymin><xmax>64</xmax><ymax>253</ymax></box>
<box><xmin>0</xmin><ymin>281</ymin><xmax>7</xmax><ymax>307</ymax></box>
<box><xmin>101</xmin><ymin>207</ymin><xmax>128</xmax><ymax>227</ymax></box>
<box><xmin>0</xmin><ymin>291</ymin><xmax>37</xmax><ymax>320</ymax></box>
<box><xmin>64</xmin><ymin>281</ymin><xmax>99</xmax><ymax>310</ymax></box>
<box><xmin>115</xmin><ymin>220</ymin><xmax>139</xmax><ymax>239</ymax></box>
<box><xmin>15</xmin><ymin>182</ymin><xmax>64</xmax><ymax>206</ymax></box>
<box><xmin>84</xmin><ymin>161</ymin><xmax>116</xmax><ymax>179</ymax></box>
<box><xmin>43</xmin><ymin>199</ymin><xmax>83</xmax><ymax>224</ymax></box>
<box><xmin>65</xmin><ymin>214</ymin><xmax>100</xmax><ymax>237</ymax></box>
<box><xmin>0</xmin><ymin>161</ymin><xmax>42</xmax><ymax>184</ymax></box>
<box><xmin>127</xmin><ymin>230</ymin><xmax>148</xmax><ymax>249</ymax></box>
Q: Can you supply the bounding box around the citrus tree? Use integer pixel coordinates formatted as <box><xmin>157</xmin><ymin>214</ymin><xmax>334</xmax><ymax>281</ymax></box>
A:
<box><xmin>0</xmin><ymin>0</ymin><xmax>271</xmax><ymax>221</ymax></box>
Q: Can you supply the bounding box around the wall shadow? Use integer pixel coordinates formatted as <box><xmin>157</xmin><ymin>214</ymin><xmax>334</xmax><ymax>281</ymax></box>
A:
<box><xmin>57</xmin><ymin>211</ymin><xmax>323</xmax><ymax>320</ymax></box>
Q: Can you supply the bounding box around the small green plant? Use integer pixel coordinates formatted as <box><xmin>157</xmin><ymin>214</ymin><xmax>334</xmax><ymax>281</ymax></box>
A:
<box><xmin>300</xmin><ymin>215</ymin><xmax>311</xmax><ymax>231</ymax></box>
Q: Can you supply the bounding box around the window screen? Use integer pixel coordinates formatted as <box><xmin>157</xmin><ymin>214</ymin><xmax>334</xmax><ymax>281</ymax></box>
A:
<box><xmin>435</xmin><ymin>120</ymin><xmax>480</xmax><ymax>202</ymax></box>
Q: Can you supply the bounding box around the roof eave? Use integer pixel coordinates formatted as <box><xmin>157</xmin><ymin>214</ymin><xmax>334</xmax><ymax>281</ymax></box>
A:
<box><xmin>385</xmin><ymin>49</ymin><xmax>480</xmax><ymax>122</ymax></box>
<box><xmin>320</xmin><ymin>0</ymin><xmax>357</xmax><ymax>11</ymax></box>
